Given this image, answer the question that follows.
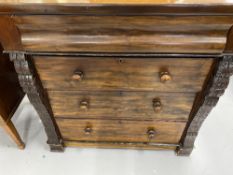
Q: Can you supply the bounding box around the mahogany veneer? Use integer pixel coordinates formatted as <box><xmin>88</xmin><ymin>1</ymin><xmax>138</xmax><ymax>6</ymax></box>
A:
<box><xmin>0</xmin><ymin>1</ymin><xmax>233</xmax><ymax>156</ymax></box>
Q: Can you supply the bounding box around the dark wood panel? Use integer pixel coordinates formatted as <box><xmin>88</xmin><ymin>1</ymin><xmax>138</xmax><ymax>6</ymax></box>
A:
<box><xmin>12</xmin><ymin>15</ymin><xmax>233</xmax><ymax>53</ymax></box>
<box><xmin>2</xmin><ymin>4</ymin><xmax>233</xmax><ymax>15</ymax></box>
<box><xmin>50</xmin><ymin>91</ymin><xmax>195</xmax><ymax>121</ymax></box>
<box><xmin>0</xmin><ymin>51</ymin><xmax>24</xmax><ymax>121</ymax></box>
<box><xmin>34</xmin><ymin>57</ymin><xmax>214</xmax><ymax>92</ymax></box>
<box><xmin>0</xmin><ymin>51</ymin><xmax>25</xmax><ymax>149</ymax></box>
<box><xmin>1</xmin><ymin>0</ymin><xmax>233</xmax><ymax>6</ymax></box>
<box><xmin>56</xmin><ymin>118</ymin><xmax>186</xmax><ymax>143</ymax></box>
<box><xmin>14</xmin><ymin>15</ymin><xmax>233</xmax><ymax>27</ymax></box>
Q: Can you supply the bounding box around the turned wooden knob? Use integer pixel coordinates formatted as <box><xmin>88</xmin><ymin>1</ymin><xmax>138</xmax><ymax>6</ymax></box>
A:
<box><xmin>84</xmin><ymin>126</ymin><xmax>92</xmax><ymax>135</ymax></box>
<box><xmin>80</xmin><ymin>100</ymin><xmax>89</xmax><ymax>110</ymax></box>
<box><xmin>147</xmin><ymin>128</ymin><xmax>156</xmax><ymax>140</ymax></box>
<box><xmin>160</xmin><ymin>71</ymin><xmax>171</xmax><ymax>82</ymax></box>
<box><xmin>153</xmin><ymin>98</ymin><xmax>162</xmax><ymax>113</ymax></box>
<box><xmin>72</xmin><ymin>70</ymin><xmax>84</xmax><ymax>81</ymax></box>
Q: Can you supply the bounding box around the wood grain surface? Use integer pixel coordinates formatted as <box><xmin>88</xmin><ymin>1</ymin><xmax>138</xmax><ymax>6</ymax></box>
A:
<box><xmin>2</xmin><ymin>4</ymin><xmax>233</xmax><ymax>17</ymax></box>
<box><xmin>33</xmin><ymin>56</ymin><xmax>214</xmax><ymax>92</ymax></box>
<box><xmin>55</xmin><ymin>118</ymin><xmax>186</xmax><ymax>143</ymax></box>
<box><xmin>1</xmin><ymin>0</ymin><xmax>233</xmax><ymax>5</ymax></box>
<box><xmin>12</xmin><ymin>15</ymin><xmax>233</xmax><ymax>53</ymax></box>
<box><xmin>63</xmin><ymin>140</ymin><xmax>177</xmax><ymax>150</ymax></box>
<box><xmin>50</xmin><ymin>91</ymin><xmax>195</xmax><ymax>121</ymax></box>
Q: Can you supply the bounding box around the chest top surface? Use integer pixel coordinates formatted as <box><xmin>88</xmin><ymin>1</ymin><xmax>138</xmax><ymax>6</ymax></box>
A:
<box><xmin>0</xmin><ymin>0</ymin><xmax>233</xmax><ymax>4</ymax></box>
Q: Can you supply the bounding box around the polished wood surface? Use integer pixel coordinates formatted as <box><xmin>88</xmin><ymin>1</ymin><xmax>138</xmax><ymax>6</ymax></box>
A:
<box><xmin>2</xmin><ymin>4</ymin><xmax>233</xmax><ymax>17</ymax></box>
<box><xmin>55</xmin><ymin>118</ymin><xmax>186</xmax><ymax>143</ymax></box>
<box><xmin>1</xmin><ymin>0</ymin><xmax>233</xmax><ymax>4</ymax></box>
<box><xmin>34</xmin><ymin>57</ymin><xmax>214</xmax><ymax>92</ymax></box>
<box><xmin>12</xmin><ymin>15</ymin><xmax>233</xmax><ymax>53</ymax></box>
<box><xmin>49</xmin><ymin>91</ymin><xmax>195</xmax><ymax>120</ymax></box>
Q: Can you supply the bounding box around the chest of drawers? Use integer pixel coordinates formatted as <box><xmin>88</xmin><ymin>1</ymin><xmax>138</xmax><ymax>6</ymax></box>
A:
<box><xmin>0</xmin><ymin>1</ymin><xmax>233</xmax><ymax>156</ymax></box>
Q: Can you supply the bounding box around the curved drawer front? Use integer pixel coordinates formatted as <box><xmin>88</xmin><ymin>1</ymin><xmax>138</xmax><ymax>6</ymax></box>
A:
<box><xmin>34</xmin><ymin>56</ymin><xmax>214</xmax><ymax>92</ymax></box>
<box><xmin>55</xmin><ymin>118</ymin><xmax>186</xmax><ymax>144</ymax></box>
<box><xmin>13</xmin><ymin>15</ymin><xmax>233</xmax><ymax>53</ymax></box>
<box><xmin>50</xmin><ymin>91</ymin><xmax>195</xmax><ymax>120</ymax></box>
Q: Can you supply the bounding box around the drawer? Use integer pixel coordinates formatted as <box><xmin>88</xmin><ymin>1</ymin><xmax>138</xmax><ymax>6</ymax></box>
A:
<box><xmin>13</xmin><ymin>15</ymin><xmax>233</xmax><ymax>53</ymax></box>
<box><xmin>34</xmin><ymin>56</ymin><xmax>214</xmax><ymax>92</ymax></box>
<box><xmin>55</xmin><ymin>119</ymin><xmax>186</xmax><ymax>144</ymax></box>
<box><xmin>50</xmin><ymin>91</ymin><xmax>195</xmax><ymax>120</ymax></box>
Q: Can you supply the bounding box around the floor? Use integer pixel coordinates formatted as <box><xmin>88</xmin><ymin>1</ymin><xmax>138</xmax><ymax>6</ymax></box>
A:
<box><xmin>0</xmin><ymin>77</ymin><xmax>233</xmax><ymax>175</ymax></box>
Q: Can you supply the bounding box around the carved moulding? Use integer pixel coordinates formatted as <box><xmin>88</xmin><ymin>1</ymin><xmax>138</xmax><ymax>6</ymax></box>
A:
<box><xmin>9</xmin><ymin>52</ymin><xmax>64</xmax><ymax>151</ymax></box>
<box><xmin>176</xmin><ymin>55</ymin><xmax>233</xmax><ymax>156</ymax></box>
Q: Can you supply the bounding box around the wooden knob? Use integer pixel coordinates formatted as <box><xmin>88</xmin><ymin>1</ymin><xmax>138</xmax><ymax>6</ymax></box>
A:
<box><xmin>153</xmin><ymin>98</ymin><xmax>162</xmax><ymax>113</ymax></box>
<box><xmin>80</xmin><ymin>100</ymin><xmax>89</xmax><ymax>110</ymax></box>
<box><xmin>147</xmin><ymin>128</ymin><xmax>156</xmax><ymax>140</ymax></box>
<box><xmin>160</xmin><ymin>71</ymin><xmax>171</xmax><ymax>82</ymax></box>
<box><xmin>84</xmin><ymin>126</ymin><xmax>92</xmax><ymax>135</ymax></box>
<box><xmin>72</xmin><ymin>70</ymin><xmax>84</xmax><ymax>81</ymax></box>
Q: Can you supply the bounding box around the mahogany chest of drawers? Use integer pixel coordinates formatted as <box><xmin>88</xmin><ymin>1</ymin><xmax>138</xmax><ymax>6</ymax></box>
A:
<box><xmin>0</xmin><ymin>1</ymin><xmax>233</xmax><ymax>156</ymax></box>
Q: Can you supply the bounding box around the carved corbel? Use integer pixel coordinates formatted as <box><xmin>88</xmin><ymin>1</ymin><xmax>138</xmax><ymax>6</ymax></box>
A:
<box><xmin>0</xmin><ymin>16</ymin><xmax>64</xmax><ymax>151</ymax></box>
<box><xmin>176</xmin><ymin>55</ymin><xmax>233</xmax><ymax>156</ymax></box>
<box><xmin>8</xmin><ymin>52</ymin><xmax>64</xmax><ymax>151</ymax></box>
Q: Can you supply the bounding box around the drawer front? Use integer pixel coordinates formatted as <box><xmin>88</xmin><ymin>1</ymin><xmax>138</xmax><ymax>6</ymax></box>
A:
<box><xmin>56</xmin><ymin>119</ymin><xmax>186</xmax><ymax>144</ymax></box>
<box><xmin>13</xmin><ymin>15</ymin><xmax>233</xmax><ymax>53</ymax></box>
<box><xmin>50</xmin><ymin>91</ymin><xmax>195</xmax><ymax>120</ymax></box>
<box><xmin>34</xmin><ymin>57</ymin><xmax>214</xmax><ymax>92</ymax></box>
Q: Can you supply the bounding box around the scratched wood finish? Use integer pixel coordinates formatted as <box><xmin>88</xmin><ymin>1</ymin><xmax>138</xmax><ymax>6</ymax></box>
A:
<box><xmin>11</xmin><ymin>15</ymin><xmax>233</xmax><ymax>53</ymax></box>
<box><xmin>50</xmin><ymin>91</ymin><xmax>195</xmax><ymax>121</ymax></box>
<box><xmin>64</xmin><ymin>141</ymin><xmax>177</xmax><ymax>150</ymax></box>
<box><xmin>33</xmin><ymin>57</ymin><xmax>214</xmax><ymax>92</ymax></box>
<box><xmin>56</xmin><ymin>118</ymin><xmax>186</xmax><ymax>143</ymax></box>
